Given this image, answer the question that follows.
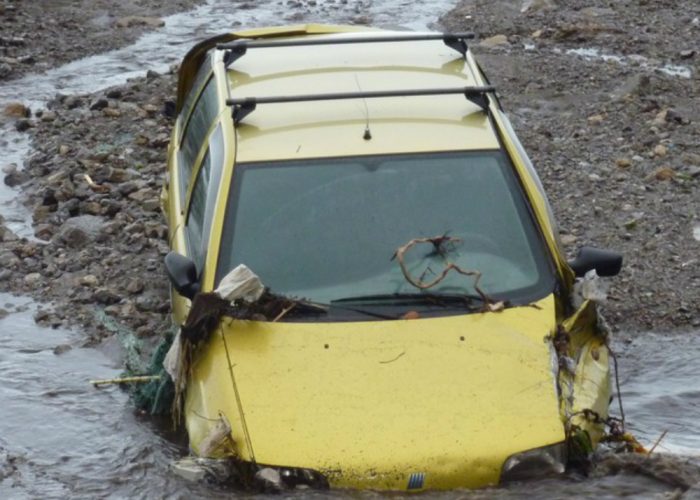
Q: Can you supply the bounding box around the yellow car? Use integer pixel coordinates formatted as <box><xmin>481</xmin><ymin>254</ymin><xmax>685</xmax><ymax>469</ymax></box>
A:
<box><xmin>161</xmin><ymin>24</ymin><xmax>623</xmax><ymax>491</ymax></box>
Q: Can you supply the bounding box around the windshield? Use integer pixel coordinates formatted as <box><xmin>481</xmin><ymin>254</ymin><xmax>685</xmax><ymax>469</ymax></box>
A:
<box><xmin>217</xmin><ymin>151</ymin><xmax>555</xmax><ymax>310</ymax></box>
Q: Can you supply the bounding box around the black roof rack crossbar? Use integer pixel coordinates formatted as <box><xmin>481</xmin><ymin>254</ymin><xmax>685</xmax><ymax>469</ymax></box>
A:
<box><xmin>227</xmin><ymin>85</ymin><xmax>495</xmax><ymax>124</ymax></box>
<box><xmin>218</xmin><ymin>32</ymin><xmax>475</xmax><ymax>67</ymax></box>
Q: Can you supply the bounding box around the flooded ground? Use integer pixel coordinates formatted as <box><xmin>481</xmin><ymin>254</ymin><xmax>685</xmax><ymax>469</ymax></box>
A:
<box><xmin>1</xmin><ymin>294</ymin><xmax>698</xmax><ymax>498</ymax></box>
<box><xmin>1</xmin><ymin>0</ymin><xmax>699</xmax><ymax>497</ymax></box>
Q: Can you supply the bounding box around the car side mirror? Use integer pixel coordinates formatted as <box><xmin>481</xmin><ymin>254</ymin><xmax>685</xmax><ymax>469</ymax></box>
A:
<box><xmin>164</xmin><ymin>251</ymin><xmax>199</xmax><ymax>299</ymax></box>
<box><xmin>568</xmin><ymin>246</ymin><xmax>623</xmax><ymax>278</ymax></box>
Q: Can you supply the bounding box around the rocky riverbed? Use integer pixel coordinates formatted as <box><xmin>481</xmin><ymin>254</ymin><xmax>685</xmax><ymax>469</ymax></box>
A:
<box><xmin>0</xmin><ymin>1</ymin><xmax>699</xmax><ymax>498</ymax></box>
<box><xmin>443</xmin><ymin>0</ymin><xmax>700</xmax><ymax>332</ymax></box>
<box><xmin>0</xmin><ymin>0</ymin><xmax>698</xmax><ymax>342</ymax></box>
<box><xmin>0</xmin><ymin>0</ymin><xmax>204</xmax><ymax>81</ymax></box>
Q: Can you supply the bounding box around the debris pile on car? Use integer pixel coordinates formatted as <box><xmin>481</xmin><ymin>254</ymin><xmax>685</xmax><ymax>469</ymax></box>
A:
<box><xmin>124</xmin><ymin>264</ymin><xmax>326</xmax><ymax>419</ymax></box>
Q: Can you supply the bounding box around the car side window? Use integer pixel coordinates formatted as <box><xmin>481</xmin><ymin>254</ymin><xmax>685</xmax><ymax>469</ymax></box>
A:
<box><xmin>186</xmin><ymin>149</ymin><xmax>211</xmax><ymax>268</ymax></box>
<box><xmin>178</xmin><ymin>53</ymin><xmax>212</xmax><ymax>142</ymax></box>
<box><xmin>178</xmin><ymin>77</ymin><xmax>219</xmax><ymax>206</ymax></box>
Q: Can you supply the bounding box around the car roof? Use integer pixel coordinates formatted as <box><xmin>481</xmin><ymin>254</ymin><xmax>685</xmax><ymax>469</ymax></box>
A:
<box><xmin>222</xmin><ymin>31</ymin><xmax>501</xmax><ymax>162</ymax></box>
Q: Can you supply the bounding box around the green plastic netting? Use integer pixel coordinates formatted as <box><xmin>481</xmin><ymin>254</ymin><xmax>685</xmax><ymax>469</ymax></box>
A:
<box><xmin>94</xmin><ymin>309</ymin><xmax>176</xmax><ymax>415</ymax></box>
<box><xmin>127</xmin><ymin>333</ymin><xmax>176</xmax><ymax>415</ymax></box>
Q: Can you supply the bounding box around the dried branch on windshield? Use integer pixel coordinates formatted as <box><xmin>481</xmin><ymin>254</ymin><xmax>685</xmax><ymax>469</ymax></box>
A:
<box><xmin>392</xmin><ymin>235</ymin><xmax>503</xmax><ymax>311</ymax></box>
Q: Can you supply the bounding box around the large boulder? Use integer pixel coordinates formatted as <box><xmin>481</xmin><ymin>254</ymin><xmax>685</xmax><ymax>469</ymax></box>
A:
<box><xmin>56</xmin><ymin>215</ymin><xmax>105</xmax><ymax>248</ymax></box>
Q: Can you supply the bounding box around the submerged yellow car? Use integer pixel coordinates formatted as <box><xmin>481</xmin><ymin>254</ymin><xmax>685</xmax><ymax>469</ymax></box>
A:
<box><xmin>161</xmin><ymin>25</ymin><xmax>623</xmax><ymax>491</ymax></box>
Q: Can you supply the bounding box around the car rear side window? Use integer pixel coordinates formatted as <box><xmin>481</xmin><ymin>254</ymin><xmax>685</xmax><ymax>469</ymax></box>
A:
<box><xmin>179</xmin><ymin>77</ymin><xmax>219</xmax><ymax>205</ymax></box>
<box><xmin>178</xmin><ymin>53</ymin><xmax>212</xmax><ymax>142</ymax></box>
<box><xmin>186</xmin><ymin>149</ymin><xmax>211</xmax><ymax>268</ymax></box>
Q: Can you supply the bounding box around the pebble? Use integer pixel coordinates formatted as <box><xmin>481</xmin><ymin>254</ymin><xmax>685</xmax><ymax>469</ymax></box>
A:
<box><xmin>3</xmin><ymin>102</ymin><xmax>29</xmax><ymax>118</ymax></box>
<box><xmin>560</xmin><ymin>234</ymin><xmax>577</xmax><ymax>245</ymax></box>
<box><xmin>653</xmin><ymin>167</ymin><xmax>675</xmax><ymax>181</ymax></box>
<box><xmin>79</xmin><ymin>274</ymin><xmax>99</xmax><ymax>287</ymax></box>
<box><xmin>53</xmin><ymin>344</ymin><xmax>72</xmax><ymax>355</ymax></box>
<box><xmin>103</xmin><ymin>107</ymin><xmax>122</xmax><ymax>118</ymax></box>
<box><xmin>653</xmin><ymin>144</ymin><xmax>668</xmax><ymax>157</ymax></box>
<box><xmin>480</xmin><ymin>34</ymin><xmax>509</xmax><ymax>47</ymax></box>
<box><xmin>114</xmin><ymin>16</ymin><xmax>165</xmax><ymax>28</ymax></box>
<box><xmin>89</xmin><ymin>98</ymin><xmax>108</xmax><ymax>111</ymax></box>
<box><xmin>15</xmin><ymin>119</ymin><xmax>32</xmax><ymax>132</ymax></box>
<box><xmin>24</xmin><ymin>273</ymin><xmax>42</xmax><ymax>286</ymax></box>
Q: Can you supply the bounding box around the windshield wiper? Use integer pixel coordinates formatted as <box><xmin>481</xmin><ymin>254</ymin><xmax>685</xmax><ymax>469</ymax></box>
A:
<box><xmin>286</xmin><ymin>298</ymin><xmax>399</xmax><ymax>320</ymax></box>
<box><xmin>332</xmin><ymin>292</ymin><xmax>489</xmax><ymax>308</ymax></box>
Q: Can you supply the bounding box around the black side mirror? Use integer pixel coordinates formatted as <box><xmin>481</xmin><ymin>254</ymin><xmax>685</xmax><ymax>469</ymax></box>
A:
<box><xmin>568</xmin><ymin>246</ymin><xmax>623</xmax><ymax>278</ymax></box>
<box><xmin>164</xmin><ymin>251</ymin><xmax>199</xmax><ymax>299</ymax></box>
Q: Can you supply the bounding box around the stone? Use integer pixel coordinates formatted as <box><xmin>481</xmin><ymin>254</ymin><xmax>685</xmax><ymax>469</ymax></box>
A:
<box><xmin>57</xmin><ymin>215</ymin><xmax>105</xmax><ymax>248</ymax></box>
<box><xmin>3</xmin><ymin>102</ymin><xmax>29</xmax><ymax>118</ymax></box>
<box><xmin>679</xmin><ymin>49</ymin><xmax>696</xmax><ymax>59</ymax></box>
<box><xmin>126</xmin><ymin>278</ymin><xmax>145</xmax><ymax>294</ymax></box>
<box><xmin>15</xmin><ymin>118</ymin><xmax>32</xmax><ymax>132</ymax></box>
<box><xmin>34</xmin><ymin>224</ymin><xmax>54</xmax><ymax>241</ymax></box>
<box><xmin>521</xmin><ymin>0</ymin><xmax>557</xmax><ymax>13</ymax></box>
<box><xmin>652</xmin><ymin>109</ymin><xmax>668</xmax><ymax>126</ymax></box>
<box><xmin>40</xmin><ymin>111</ymin><xmax>57</xmax><ymax>122</ymax></box>
<box><xmin>580</xmin><ymin>6</ymin><xmax>614</xmax><ymax>17</ymax></box>
<box><xmin>33</xmin><ymin>309</ymin><xmax>50</xmax><ymax>322</ymax></box>
<box><xmin>106</xmin><ymin>168</ymin><xmax>130</xmax><ymax>183</ymax></box>
<box><xmin>616</xmin><ymin>158</ymin><xmax>632</xmax><ymax>168</ymax></box>
<box><xmin>683</xmin><ymin>153</ymin><xmax>700</xmax><ymax>166</ymax></box>
<box><xmin>128</xmin><ymin>187</ymin><xmax>157</xmax><ymax>202</ymax></box>
<box><xmin>82</xmin><ymin>201</ymin><xmax>102</xmax><ymax>215</ymax></box>
<box><xmin>103</xmin><ymin>107</ymin><xmax>121</xmax><ymax>118</ymax></box>
<box><xmin>653</xmin><ymin>144</ymin><xmax>668</xmax><ymax>157</ymax></box>
<box><xmin>0</xmin><ymin>250</ymin><xmax>20</xmax><ymax>269</ymax></box>
<box><xmin>94</xmin><ymin>288</ymin><xmax>120</xmax><ymax>305</ymax></box>
<box><xmin>480</xmin><ymin>34</ymin><xmax>509</xmax><ymax>48</ymax></box>
<box><xmin>53</xmin><ymin>344</ymin><xmax>72</xmax><ymax>355</ymax></box>
<box><xmin>142</xmin><ymin>104</ymin><xmax>158</xmax><ymax>116</ymax></box>
<box><xmin>79</xmin><ymin>274</ymin><xmax>99</xmax><ymax>287</ymax></box>
<box><xmin>664</xmin><ymin>109</ymin><xmax>685</xmax><ymax>124</ymax></box>
<box><xmin>142</xmin><ymin>199</ymin><xmax>161</xmax><ymax>212</ymax></box>
<box><xmin>118</xmin><ymin>181</ymin><xmax>140</xmax><ymax>196</ymax></box>
<box><xmin>105</xmin><ymin>88</ymin><xmax>123</xmax><ymax>99</ymax></box>
<box><xmin>114</xmin><ymin>16</ymin><xmax>165</xmax><ymax>28</ymax></box>
<box><xmin>64</xmin><ymin>96</ymin><xmax>84</xmax><ymax>109</ymax></box>
<box><xmin>144</xmin><ymin>221</ymin><xmax>166</xmax><ymax>238</ymax></box>
<box><xmin>587</xmin><ymin>114</ymin><xmax>605</xmax><ymax>125</ymax></box>
<box><xmin>560</xmin><ymin>234</ymin><xmax>577</xmax><ymax>245</ymax></box>
<box><xmin>135</xmin><ymin>293</ymin><xmax>161</xmax><ymax>312</ymax></box>
<box><xmin>3</xmin><ymin>166</ymin><xmax>29</xmax><ymax>187</ymax></box>
<box><xmin>610</xmin><ymin>74</ymin><xmax>650</xmax><ymax>101</ymax></box>
<box><xmin>24</xmin><ymin>273</ymin><xmax>42</xmax><ymax>286</ymax></box>
<box><xmin>89</xmin><ymin>98</ymin><xmax>108</xmax><ymax>111</ymax></box>
<box><xmin>255</xmin><ymin>468</ymin><xmax>283</xmax><ymax>492</ymax></box>
<box><xmin>653</xmin><ymin>167</ymin><xmax>675</xmax><ymax>181</ymax></box>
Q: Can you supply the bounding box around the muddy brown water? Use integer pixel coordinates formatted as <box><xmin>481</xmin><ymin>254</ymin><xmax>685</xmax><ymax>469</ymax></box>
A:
<box><xmin>0</xmin><ymin>0</ymin><xmax>698</xmax><ymax>497</ymax></box>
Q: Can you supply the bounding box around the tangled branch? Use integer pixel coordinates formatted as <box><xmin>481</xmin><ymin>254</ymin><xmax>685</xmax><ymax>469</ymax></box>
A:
<box><xmin>392</xmin><ymin>235</ymin><xmax>501</xmax><ymax>310</ymax></box>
